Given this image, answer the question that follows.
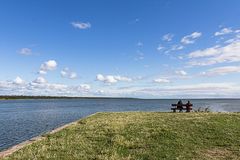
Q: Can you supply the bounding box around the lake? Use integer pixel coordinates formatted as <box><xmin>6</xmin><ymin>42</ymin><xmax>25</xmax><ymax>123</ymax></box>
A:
<box><xmin>0</xmin><ymin>98</ymin><xmax>240</xmax><ymax>151</ymax></box>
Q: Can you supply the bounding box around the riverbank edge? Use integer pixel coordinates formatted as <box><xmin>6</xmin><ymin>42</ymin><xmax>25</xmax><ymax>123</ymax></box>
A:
<box><xmin>0</xmin><ymin>112</ymin><xmax>100</xmax><ymax>158</ymax></box>
<box><xmin>1</xmin><ymin>112</ymin><xmax>239</xmax><ymax>158</ymax></box>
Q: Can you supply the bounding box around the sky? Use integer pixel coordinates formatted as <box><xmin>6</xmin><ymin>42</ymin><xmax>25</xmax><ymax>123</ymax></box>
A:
<box><xmin>1</xmin><ymin>0</ymin><xmax>240</xmax><ymax>98</ymax></box>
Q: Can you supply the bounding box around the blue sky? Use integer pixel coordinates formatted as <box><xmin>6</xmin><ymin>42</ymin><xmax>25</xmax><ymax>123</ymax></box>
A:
<box><xmin>1</xmin><ymin>0</ymin><xmax>240</xmax><ymax>98</ymax></box>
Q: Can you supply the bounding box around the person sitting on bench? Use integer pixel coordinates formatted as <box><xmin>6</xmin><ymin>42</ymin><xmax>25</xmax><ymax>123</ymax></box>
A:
<box><xmin>177</xmin><ymin>100</ymin><xmax>183</xmax><ymax>112</ymax></box>
<box><xmin>186</xmin><ymin>101</ymin><xmax>192</xmax><ymax>112</ymax></box>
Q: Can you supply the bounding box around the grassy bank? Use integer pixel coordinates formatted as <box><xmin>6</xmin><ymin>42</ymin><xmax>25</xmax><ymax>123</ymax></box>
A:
<box><xmin>2</xmin><ymin>112</ymin><xmax>240</xmax><ymax>160</ymax></box>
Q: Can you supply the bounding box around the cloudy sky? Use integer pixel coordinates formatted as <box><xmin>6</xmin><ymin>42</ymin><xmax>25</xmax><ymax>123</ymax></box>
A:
<box><xmin>1</xmin><ymin>0</ymin><xmax>240</xmax><ymax>98</ymax></box>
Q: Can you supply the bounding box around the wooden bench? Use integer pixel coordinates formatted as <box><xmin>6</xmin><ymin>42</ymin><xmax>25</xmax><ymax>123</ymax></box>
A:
<box><xmin>171</xmin><ymin>103</ymin><xmax>193</xmax><ymax>112</ymax></box>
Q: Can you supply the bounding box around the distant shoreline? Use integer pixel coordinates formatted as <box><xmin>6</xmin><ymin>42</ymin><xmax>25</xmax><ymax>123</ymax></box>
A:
<box><xmin>1</xmin><ymin>95</ymin><xmax>240</xmax><ymax>100</ymax></box>
<box><xmin>0</xmin><ymin>96</ymin><xmax>140</xmax><ymax>100</ymax></box>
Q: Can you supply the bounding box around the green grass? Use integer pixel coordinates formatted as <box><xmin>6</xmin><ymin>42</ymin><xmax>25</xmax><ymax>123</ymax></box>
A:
<box><xmin>3</xmin><ymin>112</ymin><xmax>240</xmax><ymax>160</ymax></box>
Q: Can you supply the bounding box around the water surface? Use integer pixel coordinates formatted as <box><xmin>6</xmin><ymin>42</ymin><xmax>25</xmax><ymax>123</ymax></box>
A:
<box><xmin>0</xmin><ymin>98</ymin><xmax>239</xmax><ymax>151</ymax></box>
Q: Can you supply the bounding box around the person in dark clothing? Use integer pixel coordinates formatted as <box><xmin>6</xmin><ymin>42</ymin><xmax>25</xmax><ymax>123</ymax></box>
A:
<box><xmin>186</xmin><ymin>100</ymin><xmax>192</xmax><ymax>112</ymax></box>
<box><xmin>177</xmin><ymin>100</ymin><xmax>183</xmax><ymax>105</ymax></box>
<box><xmin>177</xmin><ymin>100</ymin><xmax>183</xmax><ymax>112</ymax></box>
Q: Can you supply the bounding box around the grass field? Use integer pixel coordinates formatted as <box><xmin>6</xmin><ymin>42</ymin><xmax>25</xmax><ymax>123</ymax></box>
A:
<box><xmin>2</xmin><ymin>112</ymin><xmax>240</xmax><ymax>160</ymax></box>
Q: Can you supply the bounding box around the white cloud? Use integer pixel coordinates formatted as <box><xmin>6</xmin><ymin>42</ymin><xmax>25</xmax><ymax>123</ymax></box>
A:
<box><xmin>215</xmin><ymin>27</ymin><xmax>233</xmax><ymax>36</ymax></box>
<box><xmin>39</xmin><ymin>60</ymin><xmax>57</xmax><ymax>74</ymax></box>
<box><xmin>96</xmin><ymin>90</ymin><xmax>104</xmax><ymax>95</ymax></box>
<box><xmin>181</xmin><ymin>32</ymin><xmax>202</xmax><ymax>44</ymax></box>
<box><xmin>28</xmin><ymin>82</ymin><xmax>66</xmax><ymax>94</ymax></box>
<box><xmin>28</xmin><ymin>81</ymin><xmax>91</xmax><ymax>96</ymax></box>
<box><xmin>164</xmin><ymin>45</ymin><xmax>184</xmax><ymax>54</ymax></box>
<box><xmin>33</xmin><ymin>77</ymin><xmax>47</xmax><ymax>84</ymax></box>
<box><xmin>2</xmin><ymin>77</ymin><xmax>240</xmax><ymax>98</ymax></box>
<box><xmin>96</xmin><ymin>74</ymin><xmax>132</xmax><ymax>84</ymax></box>
<box><xmin>188</xmin><ymin>41</ymin><xmax>240</xmax><ymax>66</ymax></box>
<box><xmin>93</xmin><ymin>82</ymin><xmax>240</xmax><ymax>98</ymax></box>
<box><xmin>114</xmin><ymin>75</ymin><xmax>132</xmax><ymax>82</ymax></box>
<box><xmin>61</xmin><ymin>68</ymin><xmax>77</xmax><ymax>79</ymax></box>
<box><xmin>225</xmin><ymin>38</ymin><xmax>237</xmax><ymax>44</ymax></box>
<box><xmin>137</xmin><ymin>82</ymin><xmax>240</xmax><ymax>98</ymax></box>
<box><xmin>78</xmin><ymin>84</ymin><xmax>91</xmax><ymax>91</ymax></box>
<box><xmin>224</xmin><ymin>34</ymin><xmax>240</xmax><ymax>44</ymax></box>
<box><xmin>98</xmin><ymin>75</ymin><xmax>117</xmax><ymax>84</ymax></box>
<box><xmin>162</xmin><ymin>33</ymin><xmax>174</xmax><ymax>41</ymax></box>
<box><xmin>0</xmin><ymin>76</ymin><xmax>94</xmax><ymax>96</ymax></box>
<box><xmin>96</xmin><ymin>74</ymin><xmax>105</xmax><ymax>81</ymax></box>
<box><xmin>175</xmin><ymin>70</ymin><xmax>187</xmax><ymax>76</ymax></box>
<box><xmin>152</xmin><ymin>83</ymin><xmax>232</xmax><ymax>92</ymax></box>
<box><xmin>18</xmin><ymin>48</ymin><xmax>32</xmax><ymax>55</ymax></box>
<box><xmin>178</xmin><ymin>56</ymin><xmax>184</xmax><ymax>60</ymax></box>
<box><xmin>71</xmin><ymin>21</ymin><xmax>91</xmax><ymax>29</ymax></box>
<box><xmin>153</xmin><ymin>78</ymin><xmax>170</xmax><ymax>83</ymax></box>
<box><xmin>13</xmin><ymin>76</ymin><xmax>24</xmax><ymax>85</ymax></box>
<box><xmin>189</xmin><ymin>45</ymin><xmax>220</xmax><ymax>58</ymax></box>
<box><xmin>170</xmin><ymin>45</ymin><xmax>184</xmax><ymax>51</ymax></box>
<box><xmin>157</xmin><ymin>45</ymin><xmax>164</xmax><ymax>51</ymax></box>
<box><xmin>201</xmin><ymin>66</ymin><xmax>240</xmax><ymax>76</ymax></box>
<box><xmin>38</xmin><ymin>70</ymin><xmax>47</xmax><ymax>75</ymax></box>
<box><xmin>69</xmin><ymin>72</ymin><xmax>77</xmax><ymax>79</ymax></box>
<box><xmin>40</xmin><ymin>60</ymin><xmax>57</xmax><ymax>71</ymax></box>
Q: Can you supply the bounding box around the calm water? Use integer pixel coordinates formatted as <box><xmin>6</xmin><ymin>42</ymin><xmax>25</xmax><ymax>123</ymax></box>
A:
<box><xmin>0</xmin><ymin>98</ymin><xmax>240</xmax><ymax>151</ymax></box>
